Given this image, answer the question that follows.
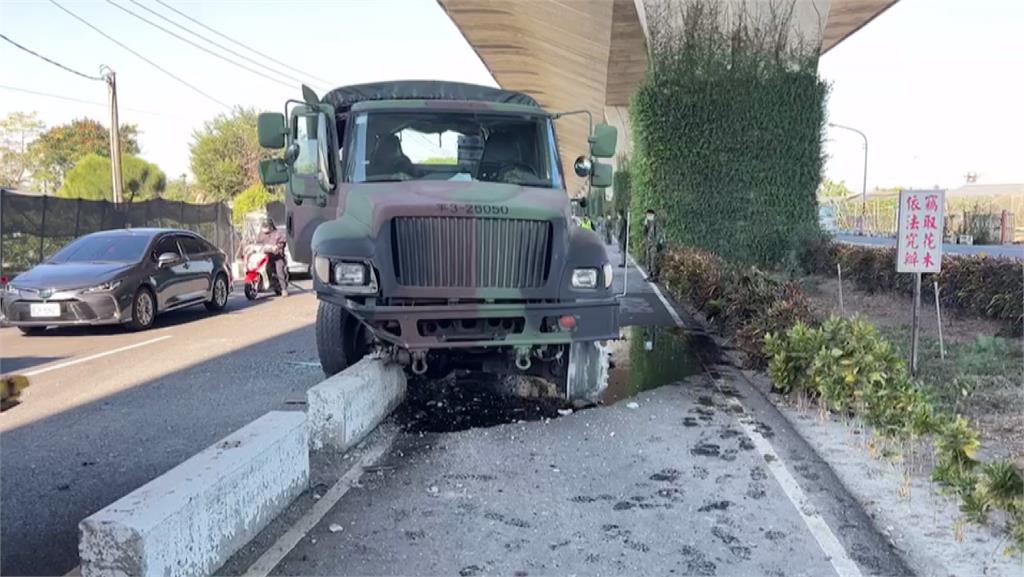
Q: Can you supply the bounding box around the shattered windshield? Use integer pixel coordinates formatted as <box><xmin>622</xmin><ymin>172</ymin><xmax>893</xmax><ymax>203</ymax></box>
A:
<box><xmin>346</xmin><ymin>111</ymin><xmax>563</xmax><ymax>189</ymax></box>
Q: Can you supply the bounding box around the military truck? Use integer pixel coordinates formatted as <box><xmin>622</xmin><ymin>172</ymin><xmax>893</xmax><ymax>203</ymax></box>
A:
<box><xmin>257</xmin><ymin>81</ymin><xmax>618</xmax><ymax>401</ymax></box>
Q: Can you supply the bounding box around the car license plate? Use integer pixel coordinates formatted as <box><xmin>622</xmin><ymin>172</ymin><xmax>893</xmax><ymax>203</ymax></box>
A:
<box><xmin>30</xmin><ymin>303</ymin><xmax>61</xmax><ymax>318</ymax></box>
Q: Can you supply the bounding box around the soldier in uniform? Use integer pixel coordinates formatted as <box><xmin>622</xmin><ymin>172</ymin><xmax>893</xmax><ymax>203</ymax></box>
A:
<box><xmin>643</xmin><ymin>208</ymin><xmax>661</xmax><ymax>282</ymax></box>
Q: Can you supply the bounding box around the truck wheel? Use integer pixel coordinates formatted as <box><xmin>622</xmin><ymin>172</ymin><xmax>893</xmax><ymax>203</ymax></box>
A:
<box><xmin>316</xmin><ymin>301</ymin><xmax>368</xmax><ymax>376</ymax></box>
<box><xmin>565</xmin><ymin>341</ymin><xmax>610</xmax><ymax>405</ymax></box>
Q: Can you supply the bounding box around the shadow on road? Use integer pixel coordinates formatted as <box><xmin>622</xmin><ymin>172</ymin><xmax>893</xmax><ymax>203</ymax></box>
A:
<box><xmin>0</xmin><ymin>323</ymin><xmax>321</xmax><ymax>576</ymax></box>
<box><xmin>0</xmin><ymin>356</ymin><xmax>66</xmax><ymax>373</ymax></box>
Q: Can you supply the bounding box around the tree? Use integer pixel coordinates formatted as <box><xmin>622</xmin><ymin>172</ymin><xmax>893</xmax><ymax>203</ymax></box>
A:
<box><xmin>231</xmin><ymin>183</ymin><xmax>282</xmax><ymax>225</ymax></box>
<box><xmin>818</xmin><ymin>178</ymin><xmax>852</xmax><ymax>199</ymax></box>
<box><xmin>190</xmin><ymin>108</ymin><xmax>273</xmax><ymax>202</ymax></box>
<box><xmin>0</xmin><ymin>111</ymin><xmax>45</xmax><ymax>189</ymax></box>
<box><xmin>57</xmin><ymin>153</ymin><xmax>166</xmax><ymax>202</ymax></box>
<box><xmin>29</xmin><ymin>118</ymin><xmax>140</xmax><ymax>192</ymax></box>
<box><xmin>163</xmin><ymin>173</ymin><xmax>200</xmax><ymax>202</ymax></box>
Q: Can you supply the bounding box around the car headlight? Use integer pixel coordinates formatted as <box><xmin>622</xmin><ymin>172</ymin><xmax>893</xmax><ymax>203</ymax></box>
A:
<box><xmin>82</xmin><ymin>280</ymin><xmax>122</xmax><ymax>293</ymax></box>
<box><xmin>603</xmin><ymin>263</ymin><xmax>613</xmax><ymax>288</ymax></box>
<box><xmin>333</xmin><ymin>262</ymin><xmax>367</xmax><ymax>286</ymax></box>
<box><xmin>571</xmin><ymin>268</ymin><xmax>598</xmax><ymax>289</ymax></box>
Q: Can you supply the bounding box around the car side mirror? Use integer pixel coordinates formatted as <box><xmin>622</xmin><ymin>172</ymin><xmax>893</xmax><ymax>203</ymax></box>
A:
<box><xmin>589</xmin><ymin>123</ymin><xmax>617</xmax><ymax>158</ymax></box>
<box><xmin>590</xmin><ymin>161</ymin><xmax>613</xmax><ymax>188</ymax></box>
<box><xmin>258</xmin><ymin>112</ymin><xmax>287</xmax><ymax>149</ymax></box>
<box><xmin>157</xmin><ymin>252</ymin><xmax>181</xmax><ymax>268</ymax></box>
<box><xmin>259</xmin><ymin>158</ymin><xmax>289</xmax><ymax>186</ymax></box>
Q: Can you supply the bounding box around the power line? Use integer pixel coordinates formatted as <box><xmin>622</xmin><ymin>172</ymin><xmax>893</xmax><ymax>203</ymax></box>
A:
<box><xmin>104</xmin><ymin>0</ymin><xmax>294</xmax><ymax>90</ymax></box>
<box><xmin>49</xmin><ymin>0</ymin><xmax>231</xmax><ymax>109</ymax></box>
<box><xmin>154</xmin><ymin>0</ymin><xmax>336</xmax><ymax>88</ymax></box>
<box><xmin>0</xmin><ymin>32</ymin><xmax>104</xmax><ymax>81</ymax></box>
<box><xmin>124</xmin><ymin>0</ymin><xmax>319</xmax><ymax>91</ymax></box>
<box><xmin>0</xmin><ymin>85</ymin><xmax>184</xmax><ymax>119</ymax></box>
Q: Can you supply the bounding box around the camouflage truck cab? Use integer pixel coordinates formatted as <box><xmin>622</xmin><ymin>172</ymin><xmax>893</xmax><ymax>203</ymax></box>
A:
<box><xmin>258</xmin><ymin>81</ymin><xmax>618</xmax><ymax>401</ymax></box>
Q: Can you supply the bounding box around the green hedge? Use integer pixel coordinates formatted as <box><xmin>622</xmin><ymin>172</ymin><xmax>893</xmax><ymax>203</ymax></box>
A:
<box><xmin>812</xmin><ymin>243</ymin><xmax>1023</xmax><ymax>332</ymax></box>
<box><xmin>629</xmin><ymin>0</ymin><xmax>827</xmax><ymax>267</ymax></box>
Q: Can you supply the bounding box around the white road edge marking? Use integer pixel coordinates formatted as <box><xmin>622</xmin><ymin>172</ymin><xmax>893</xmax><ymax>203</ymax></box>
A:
<box><xmin>22</xmin><ymin>335</ymin><xmax>173</xmax><ymax>377</ymax></box>
<box><xmin>638</xmin><ymin>256</ymin><xmax>863</xmax><ymax>577</ymax></box>
<box><xmin>241</xmin><ymin>427</ymin><xmax>399</xmax><ymax>577</ymax></box>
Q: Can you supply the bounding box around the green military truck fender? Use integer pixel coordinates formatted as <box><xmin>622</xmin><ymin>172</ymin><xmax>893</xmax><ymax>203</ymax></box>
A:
<box><xmin>258</xmin><ymin>80</ymin><xmax>618</xmax><ymax>403</ymax></box>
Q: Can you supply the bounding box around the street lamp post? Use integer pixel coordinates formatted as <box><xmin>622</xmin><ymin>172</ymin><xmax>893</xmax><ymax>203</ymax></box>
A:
<box><xmin>829</xmin><ymin>122</ymin><xmax>868</xmax><ymax>235</ymax></box>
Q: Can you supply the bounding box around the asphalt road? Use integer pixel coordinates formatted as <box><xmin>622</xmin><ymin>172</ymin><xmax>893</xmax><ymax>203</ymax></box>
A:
<box><xmin>0</xmin><ymin>280</ymin><xmax>324</xmax><ymax>576</ymax></box>
<box><xmin>2</xmin><ymin>244</ymin><xmax>906</xmax><ymax>577</ymax></box>
<box><xmin>835</xmin><ymin>233</ymin><xmax>1023</xmax><ymax>259</ymax></box>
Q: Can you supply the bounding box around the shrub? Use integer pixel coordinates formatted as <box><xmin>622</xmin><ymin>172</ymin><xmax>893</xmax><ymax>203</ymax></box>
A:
<box><xmin>812</xmin><ymin>243</ymin><xmax>1023</xmax><ymax>332</ymax></box>
<box><xmin>231</xmin><ymin>183</ymin><xmax>282</xmax><ymax>226</ymax></box>
<box><xmin>764</xmin><ymin>321</ymin><xmax>822</xmax><ymax>394</ymax></box>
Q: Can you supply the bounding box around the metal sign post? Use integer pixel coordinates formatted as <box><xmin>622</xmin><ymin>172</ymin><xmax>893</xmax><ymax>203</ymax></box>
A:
<box><xmin>896</xmin><ymin>189</ymin><xmax>945</xmax><ymax>376</ymax></box>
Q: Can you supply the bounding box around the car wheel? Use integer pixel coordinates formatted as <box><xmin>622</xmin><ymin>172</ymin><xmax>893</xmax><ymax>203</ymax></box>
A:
<box><xmin>204</xmin><ymin>274</ymin><xmax>229</xmax><ymax>312</ymax></box>
<box><xmin>316</xmin><ymin>301</ymin><xmax>367</xmax><ymax>376</ymax></box>
<box><xmin>126</xmin><ymin>286</ymin><xmax>156</xmax><ymax>331</ymax></box>
<box><xmin>18</xmin><ymin>326</ymin><xmax>46</xmax><ymax>337</ymax></box>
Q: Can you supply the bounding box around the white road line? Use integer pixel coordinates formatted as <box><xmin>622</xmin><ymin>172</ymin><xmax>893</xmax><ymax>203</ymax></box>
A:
<box><xmin>21</xmin><ymin>335</ymin><xmax>172</xmax><ymax>377</ymax></box>
<box><xmin>719</xmin><ymin>391</ymin><xmax>863</xmax><ymax>577</ymax></box>
<box><xmin>638</xmin><ymin>252</ymin><xmax>862</xmax><ymax>577</ymax></box>
<box><xmin>629</xmin><ymin>255</ymin><xmax>685</xmax><ymax>328</ymax></box>
<box><xmin>242</xmin><ymin>427</ymin><xmax>399</xmax><ymax>577</ymax></box>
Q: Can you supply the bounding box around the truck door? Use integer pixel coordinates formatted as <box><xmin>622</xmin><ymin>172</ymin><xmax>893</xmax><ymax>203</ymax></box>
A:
<box><xmin>286</xmin><ymin>111</ymin><xmax>340</xmax><ymax>264</ymax></box>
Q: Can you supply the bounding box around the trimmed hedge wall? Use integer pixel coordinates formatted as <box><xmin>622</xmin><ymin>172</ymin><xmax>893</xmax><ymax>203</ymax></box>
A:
<box><xmin>629</xmin><ymin>0</ymin><xmax>828</xmax><ymax>267</ymax></box>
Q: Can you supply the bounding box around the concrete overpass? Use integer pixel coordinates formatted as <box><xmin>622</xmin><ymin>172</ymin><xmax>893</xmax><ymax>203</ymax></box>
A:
<box><xmin>439</xmin><ymin>0</ymin><xmax>898</xmax><ymax>192</ymax></box>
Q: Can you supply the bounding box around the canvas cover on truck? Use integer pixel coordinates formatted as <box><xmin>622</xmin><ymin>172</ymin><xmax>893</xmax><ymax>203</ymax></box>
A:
<box><xmin>321</xmin><ymin>81</ymin><xmax>539</xmax><ymax>114</ymax></box>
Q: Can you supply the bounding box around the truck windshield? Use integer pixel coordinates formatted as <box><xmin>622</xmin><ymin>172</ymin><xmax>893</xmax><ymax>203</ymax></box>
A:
<box><xmin>346</xmin><ymin>111</ymin><xmax>562</xmax><ymax>189</ymax></box>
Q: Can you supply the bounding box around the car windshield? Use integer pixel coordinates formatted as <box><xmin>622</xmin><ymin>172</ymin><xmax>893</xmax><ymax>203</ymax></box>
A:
<box><xmin>46</xmin><ymin>234</ymin><xmax>151</xmax><ymax>264</ymax></box>
<box><xmin>346</xmin><ymin>111</ymin><xmax>562</xmax><ymax>189</ymax></box>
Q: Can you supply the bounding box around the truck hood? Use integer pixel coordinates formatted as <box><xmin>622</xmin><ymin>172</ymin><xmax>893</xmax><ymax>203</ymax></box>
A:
<box><xmin>341</xmin><ymin>181</ymin><xmax>569</xmax><ymax>232</ymax></box>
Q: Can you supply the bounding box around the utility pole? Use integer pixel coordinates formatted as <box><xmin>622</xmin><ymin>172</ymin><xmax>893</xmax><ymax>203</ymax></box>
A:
<box><xmin>829</xmin><ymin>123</ymin><xmax>868</xmax><ymax>235</ymax></box>
<box><xmin>103</xmin><ymin>66</ymin><xmax>124</xmax><ymax>204</ymax></box>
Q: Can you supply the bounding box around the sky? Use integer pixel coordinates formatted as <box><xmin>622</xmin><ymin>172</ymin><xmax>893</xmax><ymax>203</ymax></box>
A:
<box><xmin>1</xmin><ymin>0</ymin><xmax>1022</xmax><ymax>191</ymax></box>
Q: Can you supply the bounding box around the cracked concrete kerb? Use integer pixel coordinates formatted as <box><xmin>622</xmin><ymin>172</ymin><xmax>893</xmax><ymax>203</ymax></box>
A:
<box><xmin>78</xmin><ymin>411</ymin><xmax>308</xmax><ymax>577</ymax></box>
<box><xmin>307</xmin><ymin>357</ymin><xmax>407</xmax><ymax>452</ymax></box>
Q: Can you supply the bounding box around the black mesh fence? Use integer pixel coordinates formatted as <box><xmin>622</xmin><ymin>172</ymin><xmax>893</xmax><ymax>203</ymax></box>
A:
<box><xmin>0</xmin><ymin>189</ymin><xmax>235</xmax><ymax>276</ymax></box>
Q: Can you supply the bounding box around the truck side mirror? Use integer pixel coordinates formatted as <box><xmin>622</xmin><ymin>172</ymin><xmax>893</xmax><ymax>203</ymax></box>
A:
<box><xmin>590</xmin><ymin>161</ymin><xmax>613</xmax><ymax>188</ymax></box>
<box><xmin>589</xmin><ymin>123</ymin><xmax>617</xmax><ymax>158</ymax></box>
<box><xmin>573</xmin><ymin>156</ymin><xmax>593</xmax><ymax>177</ymax></box>
<box><xmin>259</xmin><ymin>158</ymin><xmax>289</xmax><ymax>186</ymax></box>
<box><xmin>258</xmin><ymin>113</ymin><xmax>287</xmax><ymax>149</ymax></box>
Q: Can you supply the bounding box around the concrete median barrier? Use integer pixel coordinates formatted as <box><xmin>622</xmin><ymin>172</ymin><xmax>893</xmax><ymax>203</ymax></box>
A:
<box><xmin>78</xmin><ymin>411</ymin><xmax>308</xmax><ymax>577</ymax></box>
<box><xmin>307</xmin><ymin>357</ymin><xmax>406</xmax><ymax>452</ymax></box>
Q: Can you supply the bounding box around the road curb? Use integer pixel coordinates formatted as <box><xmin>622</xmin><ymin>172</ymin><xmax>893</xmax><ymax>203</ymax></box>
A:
<box><xmin>307</xmin><ymin>356</ymin><xmax>407</xmax><ymax>452</ymax></box>
<box><xmin>78</xmin><ymin>411</ymin><xmax>308</xmax><ymax>577</ymax></box>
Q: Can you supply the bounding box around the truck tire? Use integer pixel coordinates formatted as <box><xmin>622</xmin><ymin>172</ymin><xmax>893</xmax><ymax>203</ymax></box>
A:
<box><xmin>316</xmin><ymin>301</ymin><xmax>368</xmax><ymax>376</ymax></box>
<box><xmin>565</xmin><ymin>341</ymin><xmax>610</xmax><ymax>405</ymax></box>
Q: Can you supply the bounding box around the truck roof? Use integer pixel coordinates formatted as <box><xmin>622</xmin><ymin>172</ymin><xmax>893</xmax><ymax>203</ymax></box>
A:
<box><xmin>321</xmin><ymin>80</ymin><xmax>539</xmax><ymax>114</ymax></box>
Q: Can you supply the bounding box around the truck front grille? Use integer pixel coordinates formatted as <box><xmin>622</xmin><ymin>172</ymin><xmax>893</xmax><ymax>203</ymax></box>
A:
<box><xmin>392</xmin><ymin>216</ymin><xmax>551</xmax><ymax>289</ymax></box>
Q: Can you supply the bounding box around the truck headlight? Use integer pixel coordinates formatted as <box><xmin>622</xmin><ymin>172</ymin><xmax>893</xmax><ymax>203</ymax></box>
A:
<box><xmin>571</xmin><ymin>268</ymin><xmax>598</xmax><ymax>289</ymax></box>
<box><xmin>333</xmin><ymin>262</ymin><xmax>367</xmax><ymax>286</ymax></box>
<box><xmin>603</xmin><ymin>263</ymin><xmax>613</xmax><ymax>288</ymax></box>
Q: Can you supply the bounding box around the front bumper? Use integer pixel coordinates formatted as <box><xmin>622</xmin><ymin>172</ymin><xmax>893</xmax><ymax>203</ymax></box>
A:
<box><xmin>0</xmin><ymin>291</ymin><xmax>127</xmax><ymax>327</ymax></box>
<box><xmin>325</xmin><ymin>292</ymin><xmax>619</xmax><ymax>351</ymax></box>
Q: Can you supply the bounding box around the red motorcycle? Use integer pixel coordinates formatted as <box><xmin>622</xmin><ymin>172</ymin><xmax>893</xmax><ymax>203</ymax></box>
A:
<box><xmin>242</xmin><ymin>246</ymin><xmax>285</xmax><ymax>300</ymax></box>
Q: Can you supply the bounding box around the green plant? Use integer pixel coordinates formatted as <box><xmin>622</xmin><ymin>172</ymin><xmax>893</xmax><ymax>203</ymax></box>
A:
<box><xmin>933</xmin><ymin>415</ymin><xmax>981</xmax><ymax>497</ymax></box>
<box><xmin>231</xmin><ymin>183</ymin><xmax>283</xmax><ymax>226</ymax></box>
<box><xmin>629</xmin><ymin>0</ymin><xmax>827</xmax><ymax>268</ymax></box>
<box><xmin>764</xmin><ymin>321</ymin><xmax>823</xmax><ymax>394</ymax></box>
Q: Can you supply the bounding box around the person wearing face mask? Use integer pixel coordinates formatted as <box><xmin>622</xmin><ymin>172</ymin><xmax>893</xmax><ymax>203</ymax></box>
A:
<box><xmin>254</xmin><ymin>216</ymin><xmax>289</xmax><ymax>297</ymax></box>
<box><xmin>642</xmin><ymin>208</ymin><xmax>662</xmax><ymax>282</ymax></box>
